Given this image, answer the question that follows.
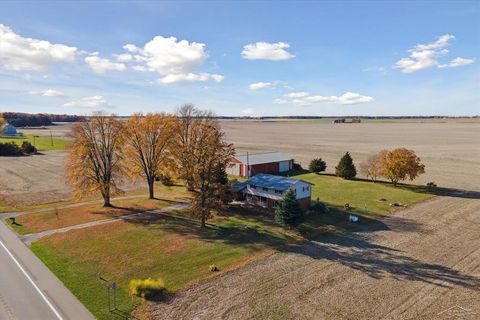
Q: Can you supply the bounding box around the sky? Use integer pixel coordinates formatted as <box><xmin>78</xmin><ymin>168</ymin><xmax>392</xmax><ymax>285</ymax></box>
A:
<box><xmin>0</xmin><ymin>1</ymin><xmax>478</xmax><ymax>117</ymax></box>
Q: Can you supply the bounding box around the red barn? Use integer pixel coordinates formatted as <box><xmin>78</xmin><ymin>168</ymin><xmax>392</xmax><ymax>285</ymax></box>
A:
<box><xmin>227</xmin><ymin>152</ymin><xmax>294</xmax><ymax>177</ymax></box>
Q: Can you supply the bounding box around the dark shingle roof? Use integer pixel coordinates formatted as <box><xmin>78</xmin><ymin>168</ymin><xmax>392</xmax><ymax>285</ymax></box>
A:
<box><xmin>241</xmin><ymin>173</ymin><xmax>312</xmax><ymax>191</ymax></box>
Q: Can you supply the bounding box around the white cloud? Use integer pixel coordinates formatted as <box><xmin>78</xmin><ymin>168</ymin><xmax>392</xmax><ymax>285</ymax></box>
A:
<box><xmin>85</xmin><ymin>54</ymin><xmax>126</xmax><ymax>74</ymax></box>
<box><xmin>249</xmin><ymin>82</ymin><xmax>274</xmax><ymax>90</ymax></box>
<box><xmin>394</xmin><ymin>34</ymin><xmax>475</xmax><ymax>73</ymax></box>
<box><xmin>439</xmin><ymin>57</ymin><xmax>475</xmax><ymax>68</ymax></box>
<box><xmin>122</xmin><ymin>36</ymin><xmax>223</xmax><ymax>84</ymax></box>
<box><xmin>276</xmin><ymin>91</ymin><xmax>373</xmax><ymax>106</ymax></box>
<box><xmin>158</xmin><ymin>72</ymin><xmax>224</xmax><ymax>84</ymax></box>
<box><xmin>242</xmin><ymin>42</ymin><xmax>295</xmax><ymax>61</ymax></box>
<box><xmin>285</xmin><ymin>91</ymin><xmax>309</xmax><ymax>98</ymax></box>
<box><xmin>63</xmin><ymin>95</ymin><xmax>111</xmax><ymax>108</ymax></box>
<box><xmin>29</xmin><ymin>89</ymin><xmax>65</xmax><ymax>97</ymax></box>
<box><xmin>241</xmin><ymin>108</ymin><xmax>255</xmax><ymax>115</ymax></box>
<box><xmin>114</xmin><ymin>53</ymin><xmax>133</xmax><ymax>62</ymax></box>
<box><xmin>0</xmin><ymin>23</ymin><xmax>77</xmax><ymax>71</ymax></box>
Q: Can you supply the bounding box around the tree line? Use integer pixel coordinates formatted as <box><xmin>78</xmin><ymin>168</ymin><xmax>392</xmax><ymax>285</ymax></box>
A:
<box><xmin>1</xmin><ymin>112</ymin><xmax>84</xmax><ymax>127</ymax></box>
<box><xmin>309</xmin><ymin>149</ymin><xmax>425</xmax><ymax>186</ymax></box>
<box><xmin>66</xmin><ymin>105</ymin><xmax>233</xmax><ymax>228</ymax></box>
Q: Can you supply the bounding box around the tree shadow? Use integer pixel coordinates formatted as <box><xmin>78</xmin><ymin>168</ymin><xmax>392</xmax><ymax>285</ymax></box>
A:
<box><xmin>292</xmin><ymin>235</ymin><xmax>480</xmax><ymax>290</ymax></box>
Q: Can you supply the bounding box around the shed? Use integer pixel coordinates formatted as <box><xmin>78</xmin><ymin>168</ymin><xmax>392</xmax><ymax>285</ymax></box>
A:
<box><xmin>227</xmin><ymin>152</ymin><xmax>294</xmax><ymax>177</ymax></box>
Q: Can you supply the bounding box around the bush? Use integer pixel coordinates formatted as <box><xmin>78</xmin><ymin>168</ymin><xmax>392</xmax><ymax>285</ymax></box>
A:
<box><xmin>310</xmin><ymin>201</ymin><xmax>328</xmax><ymax>214</ymax></box>
<box><xmin>309</xmin><ymin>158</ymin><xmax>327</xmax><ymax>173</ymax></box>
<box><xmin>0</xmin><ymin>142</ymin><xmax>24</xmax><ymax>156</ymax></box>
<box><xmin>21</xmin><ymin>141</ymin><xmax>37</xmax><ymax>154</ymax></box>
<box><xmin>129</xmin><ymin>278</ymin><xmax>165</xmax><ymax>300</ymax></box>
<box><xmin>292</xmin><ymin>162</ymin><xmax>303</xmax><ymax>171</ymax></box>
<box><xmin>335</xmin><ymin>152</ymin><xmax>357</xmax><ymax>179</ymax></box>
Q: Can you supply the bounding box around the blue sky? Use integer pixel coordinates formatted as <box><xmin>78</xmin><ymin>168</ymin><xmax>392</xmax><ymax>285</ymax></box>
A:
<box><xmin>0</xmin><ymin>1</ymin><xmax>478</xmax><ymax>116</ymax></box>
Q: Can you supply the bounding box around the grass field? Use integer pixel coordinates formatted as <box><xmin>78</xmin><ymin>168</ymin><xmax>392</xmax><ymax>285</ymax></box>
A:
<box><xmin>296</xmin><ymin>173</ymin><xmax>434</xmax><ymax>216</ymax></box>
<box><xmin>31</xmin><ymin>208</ymin><xmax>294</xmax><ymax>320</ymax></box>
<box><xmin>0</xmin><ymin>134</ymin><xmax>68</xmax><ymax>151</ymax></box>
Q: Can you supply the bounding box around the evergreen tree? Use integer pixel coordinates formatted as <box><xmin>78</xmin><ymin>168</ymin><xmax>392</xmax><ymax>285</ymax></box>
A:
<box><xmin>309</xmin><ymin>158</ymin><xmax>327</xmax><ymax>173</ymax></box>
<box><xmin>335</xmin><ymin>152</ymin><xmax>357</xmax><ymax>179</ymax></box>
<box><xmin>275</xmin><ymin>189</ymin><xmax>304</xmax><ymax>227</ymax></box>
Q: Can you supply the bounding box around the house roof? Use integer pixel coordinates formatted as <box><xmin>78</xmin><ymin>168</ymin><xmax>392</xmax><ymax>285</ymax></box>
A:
<box><xmin>233</xmin><ymin>151</ymin><xmax>292</xmax><ymax>165</ymax></box>
<box><xmin>236</xmin><ymin>173</ymin><xmax>313</xmax><ymax>192</ymax></box>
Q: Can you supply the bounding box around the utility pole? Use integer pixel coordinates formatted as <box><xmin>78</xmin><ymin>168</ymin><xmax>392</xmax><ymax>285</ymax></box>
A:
<box><xmin>50</xmin><ymin>131</ymin><xmax>53</xmax><ymax>147</ymax></box>
<box><xmin>246</xmin><ymin>151</ymin><xmax>250</xmax><ymax>178</ymax></box>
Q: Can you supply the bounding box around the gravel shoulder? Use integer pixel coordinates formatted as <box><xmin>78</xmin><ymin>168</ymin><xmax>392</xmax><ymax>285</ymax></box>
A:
<box><xmin>147</xmin><ymin>194</ymin><xmax>480</xmax><ymax>320</ymax></box>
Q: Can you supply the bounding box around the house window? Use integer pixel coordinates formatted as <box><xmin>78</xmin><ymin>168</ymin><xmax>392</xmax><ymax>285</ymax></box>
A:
<box><xmin>307</xmin><ymin>186</ymin><xmax>309</xmax><ymax>191</ymax></box>
<box><xmin>272</xmin><ymin>201</ymin><xmax>277</xmax><ymax>208</ymax></box>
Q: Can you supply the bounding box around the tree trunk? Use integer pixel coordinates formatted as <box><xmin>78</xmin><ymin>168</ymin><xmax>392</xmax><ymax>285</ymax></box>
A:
<box><xmin>103</xmin><ymin>185</ymin><xmax>112</xmax><ymax>207</ymax></box>
<box><xmin>148</xmin><ymin>178</ymin><xmax>155</xmax><ymax>199</ymax></box>
<box><xmin>201</xmin><ymin>214</ymin><xmax>206</xmax><ymax>228</ymax></box>
<box><xmin>187</xmin><ymin>179</ymin><xmax>195</xmax><ymax>192</ymax></box>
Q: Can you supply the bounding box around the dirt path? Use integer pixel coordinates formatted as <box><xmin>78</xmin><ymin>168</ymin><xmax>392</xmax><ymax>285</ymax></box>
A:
<box><xmin>148</xmin><ymin>195</ymin><xmax>480</xmax><ymax>320</ymax></box>
<box><xmin>20</xmin><ymin>202</ymin><xmax>191</xmax><ymax>245</ymax></box>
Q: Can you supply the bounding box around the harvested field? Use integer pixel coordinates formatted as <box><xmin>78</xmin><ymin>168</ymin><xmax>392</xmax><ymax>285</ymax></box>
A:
<box><xmin>221</xmin><ymin>119</ymin><xmax>480</xmax><ymax>192</ymax></box>
<box><xmin>147</xmin><ymin>194</ymin><xmax>480</xmax><ymax>320</ymax></box>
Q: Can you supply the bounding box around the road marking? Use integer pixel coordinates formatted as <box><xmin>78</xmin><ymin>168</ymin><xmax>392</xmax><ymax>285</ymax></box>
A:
<box><xmin>0</xmin><ymin>239</ymin><xmax>64</xmax><ymax>320</ymax></box>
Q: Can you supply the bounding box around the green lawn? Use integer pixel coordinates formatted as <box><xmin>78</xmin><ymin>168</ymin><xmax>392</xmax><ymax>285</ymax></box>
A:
<box><xmin>292</xmin><ymin>173</ymin><xmax>433</xmax><ymax>216</ymax></box>
<box><xmin>0</xmin><ymin>134</ymin><xmax>68</xmax><ymax>151</ymax></box>
<box><xmin>32</xmin><ymin>208</ymin><xmax>292</xmax><ymax>320</ymax></box>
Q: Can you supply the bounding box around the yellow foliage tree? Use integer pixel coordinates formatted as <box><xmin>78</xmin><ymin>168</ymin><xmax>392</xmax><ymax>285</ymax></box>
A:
<box><xmin>359</xmin><ymin>150</ymin><xmax>388</xmax><ymax>182</ymax></box>
<box><xmin>381</xmin><ymin>148</ymin><xmax>425</xmax><ymax>186</ymax></box>
<box><xmin>125</xmin><ymin>113</ymin><xmax>176</xmax><ymax>199</ymax></box>
<box><xmin>190</xmin><ymin>119</ymin><xmax>235</xmax><ymax>227</ymax></box>
<box><xmin>66</xmin><ymin>113</ymin><xmax>125</xmax><ymax>207</ymax></box>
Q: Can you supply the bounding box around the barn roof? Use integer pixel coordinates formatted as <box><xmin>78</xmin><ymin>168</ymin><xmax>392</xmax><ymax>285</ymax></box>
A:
<box><xmin>233</xmin><ymin>152</ymin><xmax>292</xmax><ymax>165</ymax></box>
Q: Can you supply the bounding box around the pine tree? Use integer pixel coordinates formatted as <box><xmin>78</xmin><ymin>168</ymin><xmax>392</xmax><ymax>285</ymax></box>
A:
<box><xmin>275</xmin><ymin>189</ymin><xmax>304</xmax><ymax>228</ymax></box>
<box><xmin>335</xmin><ymin>152</ymin><xmax>357</xmax><ymax>179</ymax></box>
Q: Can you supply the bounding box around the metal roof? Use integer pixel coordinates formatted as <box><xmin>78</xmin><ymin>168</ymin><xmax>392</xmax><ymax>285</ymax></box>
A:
<box><xmin>240</xmin><ymin>173</ymin><xmax>312</xmax><ymax>191</ymax></box>
<box><xmin>233</xmin><ymin>152</ymin><xmax>292</xmax><ymax>165</ymax></box>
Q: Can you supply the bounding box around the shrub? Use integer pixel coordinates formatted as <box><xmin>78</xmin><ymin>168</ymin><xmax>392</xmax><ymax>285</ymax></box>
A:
<box><xmin>292</xmin><ymin>162</ymin><xmax>303</xmax><ymax>171</ymax></box>
<box><xmin>0</xmin><ymin>142</ymin><xmax>24</xmax><ymax>156</ymax></box>
<box><xmin>335</xmin><ymin>152</ymin><xmax>357</xmax><ymax>179</ymax></box>
<box><xmin>309</xmin><ymin>158</ymin><xmax>327</xmax><ymax>173</ymax></box>
<box><xmin>129</xmin><ymin>278</ymin><xmax>165</xmax><ymax>300</ymax></box>
<box><xmin>311</xmin><ymin>201</ymin><xmax>328</xmax><ymax>214</ymax></box>
<box><xmin>21</xmin><ymin>141</ymin><xmax>37</xmax><ymax>154</ymax></box>
<box><xmin>209</xmin><ymin>264</ymin><xmax>219</xmax><ymax>272</ymax></box>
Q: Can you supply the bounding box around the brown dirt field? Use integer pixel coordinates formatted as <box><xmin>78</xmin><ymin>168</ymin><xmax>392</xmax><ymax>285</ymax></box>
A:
<box><xmin>146</xmin><ymin>194</ymin><xmax>480</xmax><ymax>320</ymax></box>
<box><xmin>221</xmin><ymin>119</ymin><xmax>480</xmax><ymax>192</ymax></box>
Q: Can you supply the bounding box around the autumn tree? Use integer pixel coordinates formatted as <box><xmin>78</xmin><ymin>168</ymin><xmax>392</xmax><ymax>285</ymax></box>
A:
<box><xmin>335</xmin><ymin>152</ymin><xmax>357</xmax><ymax>179</ymax></box>
<box><xmin>359</xmin><ymin>150</ymin><xmax>387</xmax><ymax>182</ymax></box>
<box><xmin>0</xmin><ymin>114</ymin><xmax>6</xmax><ymax>130</ymax></box>
<box><xmin>175</xmin><ymin>105</ymin><xmax>212</xmax><ymax>191</ymax></box>
<box><xmin>189</xmin><ymin>118</ymin><xmax>235</xmax><ymax>227</ymax></box>
<box><xmin>381</xmin><ymin>148</ymin><xmax>425</xmax><ymax>186</ymax></box>
<box><xmin>125</xmin><ymin>113</ymin><xmax>176</xmax><ymax>199</ymax></box>
<box><xmin>66</xmin><ymin>113</ymin><xmax>125</xmax><ymax>207</ymax></box>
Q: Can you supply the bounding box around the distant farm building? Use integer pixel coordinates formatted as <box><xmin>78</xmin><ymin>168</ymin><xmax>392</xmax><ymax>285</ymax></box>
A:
<box><xmin>227</xmin><ymin>152</ymin><xmax>294</xmax><ymax>177</ymax></box>
<box><xmin>1</xmin><ymin>123</ymin><xmax>18</xmax><ymax>136</ymax></box>
<box><xmin>233</xmin><ymin>173</ymin><xmax>313</xmax><ymax>211</ymax></box>
<box><xmin>332</xmin><ymin>118</ymin><xmax>361</xmax><ymax>124</ymax></box>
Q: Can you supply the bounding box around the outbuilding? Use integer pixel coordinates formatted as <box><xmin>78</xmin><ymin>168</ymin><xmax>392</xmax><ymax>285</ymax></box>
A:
<box><xmin>1</xmin><ymin>123</ymin><xmax>18</xmax><ymax>136</ymax></box>
<box><xmin>227</xmin><ymin>151</ymin><xmax>294</xmax><ymax>177</ymax></box>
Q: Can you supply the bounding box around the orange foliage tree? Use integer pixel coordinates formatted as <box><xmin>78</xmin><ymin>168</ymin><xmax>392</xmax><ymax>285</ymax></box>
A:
<box><xmin>66</xmin><ymin>113</ymin><xmax>125</xmax><ymax>207</ymax></box>
<box><xmin>380</xmin><ymin>148</ymin><xmax>425</xmax><ymax>186</ymax></box>
<box><xmin>190</xmin><ymin>118</ymin><xmax>235</xmax><ymax>227</ymax></box>
<box><xmin>125</xmin><ymin>113</ymin><xmax>176</xmax><ymax>199</ymax></box>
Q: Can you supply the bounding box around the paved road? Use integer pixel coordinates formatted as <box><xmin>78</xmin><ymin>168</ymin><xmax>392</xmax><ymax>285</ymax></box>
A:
<box><xmin>0</xmin><ymin>221</ymin><xmax>95</xmax><ymax>320</ymax></box>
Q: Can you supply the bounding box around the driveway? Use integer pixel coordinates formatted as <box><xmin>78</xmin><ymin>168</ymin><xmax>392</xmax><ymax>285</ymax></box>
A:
<box><xmin>148</xmin><ymin>194</ymin><xmax>480</xmax><ymax>319</ymax></box>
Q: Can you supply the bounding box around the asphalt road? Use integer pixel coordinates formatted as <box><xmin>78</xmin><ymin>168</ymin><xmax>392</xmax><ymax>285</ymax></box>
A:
<box><xmin>0</xmin><ymin>220</ymin><xmax>94</xmax><ymax>320</ymax></box>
